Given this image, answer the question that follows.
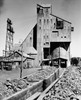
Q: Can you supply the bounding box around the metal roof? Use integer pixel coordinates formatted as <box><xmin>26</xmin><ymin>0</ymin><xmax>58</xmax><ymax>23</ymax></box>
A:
<box><xmin>50</xmin><ymin>14</ymin><xmax>71</xmax><ymax>24</ymax></box>
<box><xmin>24</xmin><ymin>47</ymin><xmax>37</xmax><ymax>55</ymax></box>
<box><xmin>37</xmin><ymin>4</ymin><xmax>51</xmax><ymax>8</ymax></box>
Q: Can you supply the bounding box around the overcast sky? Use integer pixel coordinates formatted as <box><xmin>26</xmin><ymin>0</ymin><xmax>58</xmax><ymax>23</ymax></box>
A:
<box><xmin>0</xmin><ymin>0</ymin><xmax>81</xmax><ymax>57</ymax></box>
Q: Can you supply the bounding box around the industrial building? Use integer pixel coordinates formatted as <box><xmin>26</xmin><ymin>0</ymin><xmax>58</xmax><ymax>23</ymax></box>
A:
<box><xmin>1</xmin><ymin>19</ymin><xmax>35</xmax><ymax>69</ymax></box>
<box><xmin>20</xmin><ymin>4</ymin><xmax>73</xmax><ymax>67</ymax></box>
<box><xmin>3</xmin><ymin>18</ymin><xmax>14</xmax><ymax>57</ymax></box>
<box><xmin>2</xmin><ymin>4</ymin><xmax>74</xmax><ymax>68</ymax></box>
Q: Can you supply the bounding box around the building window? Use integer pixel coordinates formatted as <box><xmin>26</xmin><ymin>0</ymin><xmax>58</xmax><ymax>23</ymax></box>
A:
<box><xmin>39</xmin><ymin>9</ymin><xmax>43</xmax><ymax>15</ymax></box>
<box><xmin>46</xmin><ymin>42</ymin><xmax>49</xmax><ymax>45</ymax></box>
<box><xmin>44</xmin><ymin>19</ymin><xmax>46</xmax><ymax>24</ymax></box>
<box><xmin>46</xmin><ymin>8</ymin><xmax>48</xmax><ymax>14</ymax></box>
<box><xmin>64</xmin><ymin>36</ymin><xmax>66</xmax><ymax>38</ymax></box>
<box><xmin>57</xmin><ymin>32</ymin><xmax>59</xmax><ymax>36</ymax></box>
<box><xmin>47</xmin><ymin>19</ymin><xmax>49</xmax><ymax>24</ymax></box>
<box><xmin>30</xmin><ymin>37</ymin><xmax>32</xmax><ymax>40</ymax></box>
<box><xmin>44</xmin><ymin>35</ymin><xmax>45</xmax><ymax>39</ymax></box>
<box><xmin>39</xmin><ymin>19</ymin><xmax>41</xmax><ymax>24</ymax></box>
<box><xmin>43</xmin><ymin>43</ymin><xmax>45</xmax><ymax>45</ymax></box>
<box><xmin>47</xmin><ymin>35</ymin><xmax>48</xmax><ymax>39</ymax></box>
<box><xmin>71</xmin><ymin>27</ymin><xmax>74</xmax><ymax>31</ymax></box>
<box><xmin>51</xmin><ymin>19</ymin><xmax>52</xmax><ymax>23</ymax></box>
<box><xmin>64</xmin><ymin>26</ymin><xmax>66</xmax><ymax>29</ymax></box>
<box><xmin>39</xmin><ymin>26</ymin><xmax>41</xmax><ymax>30</ymax></box>
<box><xmin>9</xmin><ymin>45</ymin><xmax>11</xmax><ymax>50</ymax></box>
<box><xmin>44</xmin><ymin>29</ymin><xmax>45</xmax><ymax>31</ymax></box>
<box><xmin>45</xmin><ymin>8</ymin><xmax>48</xmax><ymax>16</ymax></box>
<box><xmin>56</xmin><ymin>18</ymin><xmax>64</xmax><ymax>29</ymax></box>
<box><xmin>54</xmin><ymin>23</ymin><xmax>56</xmax><ymax>29</ymax></box>
<box><xmin>9</xmin><ymin>36</ymin><xmax>11</xmax><ymax>42</ymax></box>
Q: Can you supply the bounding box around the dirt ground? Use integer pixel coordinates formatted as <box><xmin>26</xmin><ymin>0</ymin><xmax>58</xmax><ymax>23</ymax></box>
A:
<box><xmin>0</xmin><ymin>67</ymin><xmax>40</xmax><ymax>83</ymax></box>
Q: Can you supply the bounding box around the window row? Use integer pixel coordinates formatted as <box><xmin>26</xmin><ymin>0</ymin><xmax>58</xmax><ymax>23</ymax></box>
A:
<box><xmin>39</xmin><ymin>18</ymin><xmax>71</xmax><ymax>30</ymax></box>
<box><xmin>39</xmin><ymin>19</ymin><xmax>52</xmax><ymax>24</ymax></box>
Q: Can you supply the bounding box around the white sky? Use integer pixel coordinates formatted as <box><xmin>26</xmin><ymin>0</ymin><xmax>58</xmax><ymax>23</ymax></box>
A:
<box><xmin>0</xmin><ymin>0</ymin><xmax>81</xmax><ymax>57</ymax></box>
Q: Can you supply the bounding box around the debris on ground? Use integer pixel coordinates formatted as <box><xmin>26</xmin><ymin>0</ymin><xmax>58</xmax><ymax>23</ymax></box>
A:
<box><xmin>43</xmin><ymin>66</ymin><xmax>81</xmax><ymax>100</ymax></box>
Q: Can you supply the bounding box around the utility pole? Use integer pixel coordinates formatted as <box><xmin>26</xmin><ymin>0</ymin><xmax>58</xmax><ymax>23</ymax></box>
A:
<box><xmin>20</xmin><ymin>44</ymin><xmax>23</xmax><ymax>78</ymax></box>
<box><xmin>41</xmin><ymin>48</ymin><xmax>43</xmax><ymax>70</ymax></box>
<box><xmin>58</xmin><ymin>46</ymin><xmax>61</xmax><ymax>76</ymax></box>
<box><xmin>59</xmin><ymin>46</ymin><xmax>60</xmax><ymax>68</ymax></box>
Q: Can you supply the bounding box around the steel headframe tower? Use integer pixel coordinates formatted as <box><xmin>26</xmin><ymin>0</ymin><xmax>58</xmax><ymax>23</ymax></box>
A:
<box><xmin>5</xmin><ymin>18</ymin><xmax>14</xmax><ymax>57</ymax></box>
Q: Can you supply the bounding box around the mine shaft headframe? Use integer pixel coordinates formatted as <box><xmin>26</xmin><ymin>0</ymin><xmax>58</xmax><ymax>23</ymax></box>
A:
<box><xmin>7</xmin><ymin>18</ymin><xmax>14</xmax><ymax>33</ymax></box>
<box><xmin>7</xmin><ymin>18</ymin><xmax>12</xmax><ymax>25</ymax></box>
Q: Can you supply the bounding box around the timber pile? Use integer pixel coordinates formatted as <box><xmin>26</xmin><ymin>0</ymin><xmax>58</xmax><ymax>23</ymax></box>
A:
<box><xmin>43</xmin><ymin>66</ymin><xmax>81</xmax><ymax>100</ymax></box>
<box><xmin>0</xmin><ymin>67</ymin><xmax>56</xmax><ymax>99</ymax></box>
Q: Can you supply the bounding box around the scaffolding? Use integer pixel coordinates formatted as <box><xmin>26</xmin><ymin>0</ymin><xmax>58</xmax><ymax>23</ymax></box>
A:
<box><xmin>4</xmin><ymin>18</ymin><xmax>14</xmax><ymax>57</ymax></box>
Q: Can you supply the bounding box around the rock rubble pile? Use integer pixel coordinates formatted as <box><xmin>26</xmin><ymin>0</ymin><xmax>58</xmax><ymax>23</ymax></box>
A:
<box><xmin>0</xmin><ymin>67</ymin><xmax>56</xmax><ymax>99</ymax></box>
<box><xmin>0</xmin><ymin>78</ymin><xmax>31</xmax><ymax>99</ymax></box>
<box><xmin>27</xmin><ymin>67</ymin><xmax>56</xmax><ymax>82</ymax></box>
<box><xmin>43</xmin><ymin>66</ymin><xmax>81</xmax><ymax>100</ymax></box>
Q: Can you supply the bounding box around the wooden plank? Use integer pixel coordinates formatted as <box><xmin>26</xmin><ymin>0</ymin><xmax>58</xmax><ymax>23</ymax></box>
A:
<box><xmin>37</xmin><ymin>68</ymin><xmax>66</xmax><ymax>100</ymax></box>
<box><xmin>26</xmin><ymin>92</ymin><xmax>41</xmax><ymax>100</ymax></box>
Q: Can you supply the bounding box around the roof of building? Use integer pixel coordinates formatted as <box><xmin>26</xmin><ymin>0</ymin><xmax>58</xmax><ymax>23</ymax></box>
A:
<box><xmin>18</xmin><ymin>51</ymin><xmax>30</xmax><ymax>58</ymax></box>
<box><xmin>23</xmin><ymin>47</ymin><xmax>37</xmax><ymax>55</ymax></box>
<box><xmin>20</xmin><ymin>24</ymin><xmax>37</xmax><ymax>46</ymax></box>
<box><xmin>52</xmin><ymin>57</ymin><xmax>67</xmax><ymax>61</ymax></box>
<box><xmin>2</xmin><ymin>52</ymin><xmax>34</xmax><ymax>63</ymax></box>
<box><xmin>50</xmin><ymin>14</ymin><xmax>71</xmax><ymax>24</ymax></box>
<box><xmin>42</xmin><ymin>58</ymin><xmax>67</xmax><ymax>62</ymax></box>
<box><xmin>7</xmin><ymin>51</ymin><xmax>34</xmax><ymax>60</ymax></box>
<box><xmin>3</xmin><ymin>57</ymin><xmax>26</xmax><ymax>62</ymax></box>
<box><xmin>53</xmin><ymin>47</ymin><xmax>67</xmax><ymax>60</ymax></box>
<box><xmin>37</xmin><ymin>4</ymin><xmax>52</xmax><ymax>8</ymax></box>
<box><xmin>11</xmin><ymin>42</ymin><xmax>37</xmax><ymax>55</ymax></box>
<box><xmin>12</xmin><ymin>43</ymin><xmax>21</xmax><ymax>51</ymax></box>
<box><xmin>43</xmin><ymin>59</ymin><xmax>50</xmax><ymax>61</ymax></box>
<box><xmin>37</xmin><ymin>3</ymin><xmax>71</xmax><ymax>24</ymax></box>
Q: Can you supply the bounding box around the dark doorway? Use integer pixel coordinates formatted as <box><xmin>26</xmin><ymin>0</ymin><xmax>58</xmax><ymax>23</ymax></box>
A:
<box><xmin>60</xmin><ymin>59</ymin><xmax>67</xmax><ymax>68</ymax></box>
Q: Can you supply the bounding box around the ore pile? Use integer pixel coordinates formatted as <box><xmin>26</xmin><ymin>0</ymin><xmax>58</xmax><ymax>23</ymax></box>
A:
<box><xmin>0</xmin><ymin>67</ymin><xmax>56</xmax><ymax>99</ymax></box>
<box><xmin>0</xmin><ymin>78</ymin><xmax>31</xmax><ymax>99</ymax></box>
<box><xmin>27</xmin><ymin>67</ymin><xmax>56</xmax><ymax>82</ymax></box>
<box><xmin>43</xmin><ymin>66</ymin><xmax>81</xmax><ymax>100</ymax></box>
